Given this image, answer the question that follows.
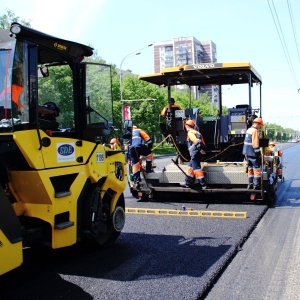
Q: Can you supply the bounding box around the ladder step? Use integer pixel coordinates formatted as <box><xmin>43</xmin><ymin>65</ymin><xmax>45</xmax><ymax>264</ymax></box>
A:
<box><xmin>55</xmin><ymin>221</ymin><xmax>74</xmax><ymax>230</ymax></box>
<box><xmin>55</xmin><ymin>191</ymin><xmax>71</xmax><ymax>198</ymax></box>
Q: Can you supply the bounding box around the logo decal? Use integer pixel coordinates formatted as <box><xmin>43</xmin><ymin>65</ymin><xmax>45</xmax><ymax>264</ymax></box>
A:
<box><xmin>54</xmin><ymin>42</ymin><xmax>67</xmax><ymax>51</ymax></box>
<box><xmin>57</xmin><ymin>143</ymin><xmax>76</xmax><ymax>162</ymax></box>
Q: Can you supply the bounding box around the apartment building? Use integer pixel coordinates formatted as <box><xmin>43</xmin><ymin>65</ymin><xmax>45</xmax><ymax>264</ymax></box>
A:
<box><xmin>153</xmin><ymin>37</ymin><xmax>217</xmax><ymax>102</ymax></box>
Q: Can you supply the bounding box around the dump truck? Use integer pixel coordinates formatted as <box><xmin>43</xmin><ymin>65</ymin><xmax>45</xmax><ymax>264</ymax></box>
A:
<box><xmin>0</xmin><ymin>23</ymin><xmax>127</xmax><ymax>275</ymax></box>
<box><xmin>128</xmin><ymin>62</ymin><xmax>282</xmax><ymax>204</ymax></box>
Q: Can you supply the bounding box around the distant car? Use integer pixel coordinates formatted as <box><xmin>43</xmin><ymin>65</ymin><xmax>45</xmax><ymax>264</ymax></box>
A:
<box><xmin>291</xmin><ymin>139</ymin><xmax>298</xmax><ymax>143</ymax></box>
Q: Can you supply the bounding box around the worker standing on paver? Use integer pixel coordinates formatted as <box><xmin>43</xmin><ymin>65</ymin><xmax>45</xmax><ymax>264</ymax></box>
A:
<box><xmin>242</xmin><ymin>117</ymin><xmax>263</xmax><ymax>190</ymax></box>
<box><xmin>181</xmin><ymin>120</ymin><xmax>207</xmax><ymax>189</ymax></box>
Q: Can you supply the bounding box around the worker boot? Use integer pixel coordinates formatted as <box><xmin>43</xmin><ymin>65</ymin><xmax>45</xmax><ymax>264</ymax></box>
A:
<box><xmin>253</xmin><ymin>178</ymin><xmax>261</xmax><ymax>190</ymax></box>
<box><xmin>198</xmin><ymin>178</ymin><xmax>207</xmax><ymax>190</ymax></box>
<box><xmin>180</xmin><ymin>177</ymin><xmax>194</xmax><ymax>188</ymax></box>
<box><xmin>146</xmin><ymin>161</ymin><xmax>153</xmax><ymax>173</ymax></box>
<box><xmin>247</xmin><ymin>178</ymin><xmax>253</xmax><ymax>190</ymax></box>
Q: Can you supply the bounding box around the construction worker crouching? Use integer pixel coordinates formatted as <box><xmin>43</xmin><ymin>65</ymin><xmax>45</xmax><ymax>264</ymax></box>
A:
<box><xmin>181</xmin><ymin>120</ymin><xmax>207</xmax><ymax>189</ymax></box>
<box><xmin>128</xmin><ymin>125</ymin><xmax>153</xmax><ymax>189</ymax></box>
<box><xmin>242</xmin><ymin>117</ymin><xmax>263</xmax><ymax>190</ymax></box>
<box><xmin>266</xmin><ymin>141</ymin><xmax>283</xmax><ymax>176</ymax></box>
<box><xmin>265</xmin><ymin>141</ymin><xmax>276</xmax><ymax>156</ymax></box>
<box><xmin>110</xmin><ymin>138</ymin><xmax>121</xmax><ymax>150</ymax></box>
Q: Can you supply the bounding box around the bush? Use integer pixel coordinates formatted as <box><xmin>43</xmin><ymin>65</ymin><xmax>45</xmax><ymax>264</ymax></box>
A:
<box><xmin>152</xmin><ymin>143</ymin><xmax>176</xmax><ymax>155</ymax></box>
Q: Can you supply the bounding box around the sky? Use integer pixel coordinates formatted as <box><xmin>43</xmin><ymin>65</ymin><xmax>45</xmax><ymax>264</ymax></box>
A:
<box><xmin>1</xmin><ymin>0</ymin><xmax>300</xmax><ymax>131</ymax></box>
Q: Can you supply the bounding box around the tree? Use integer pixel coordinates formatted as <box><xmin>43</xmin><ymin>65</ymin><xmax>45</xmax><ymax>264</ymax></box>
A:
<box><xmin>120</xmin><ymin>75</ymin><xmax>167</xmax><ymax>136</ymax></box>
<box><xmin>264</xmin><ymin>122</ymin><xmax>299</xmax><ymax>142</ymax></box>
<box><xmin>117</xmin><ymin>75</ymin><xmax>232</xmax><ymax>138</ymax></box>
<box><xmin>0</xmin><ymin>10</ymin><xmax>31</xmax><ymax>29</ymax></box>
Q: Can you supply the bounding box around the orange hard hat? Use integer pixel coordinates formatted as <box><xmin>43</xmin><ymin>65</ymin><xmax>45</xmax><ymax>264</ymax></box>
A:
<box><xmin>185</xmin><ymin>120</ymin><xmax>195</xmax><ymax>127</ymax></box>
<box><xmin>110</xmin><ymin>138</ymin><xmax>119</xmax><ymax>145</ymax></box>
<box><xmin>253</xmin><ymin>117</ymin><xmax>263</xmax><ymax>125</ymax></box>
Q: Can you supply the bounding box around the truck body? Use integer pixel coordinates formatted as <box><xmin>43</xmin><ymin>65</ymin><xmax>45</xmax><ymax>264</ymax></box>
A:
<box><xmin>129</xmin><ymin>63</ymin><xmax>282</xmax><ymax>204</ymax></box>
<box><xmin>0</xmin><ymin>23</ymin><xmax>127</xmax><ymax>275</ymax></box>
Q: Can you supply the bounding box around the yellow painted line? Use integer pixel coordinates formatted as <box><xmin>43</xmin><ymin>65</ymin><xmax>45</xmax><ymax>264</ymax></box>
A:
<box><xmin>125</xmin><ymin>208</ymin><xmax>247</xmax><ymax>219</ymax></box>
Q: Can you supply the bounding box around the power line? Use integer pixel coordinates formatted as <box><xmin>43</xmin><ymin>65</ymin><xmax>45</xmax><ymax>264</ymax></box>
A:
<box><xmin>287</xmin><ymin>0</ymin><xmax>300</xmax><ymax>66</ymax></box>
<box><xmin>267</xmin><ymin>0</ymin><xmax>299</xmax><ymax>90</ymax></box>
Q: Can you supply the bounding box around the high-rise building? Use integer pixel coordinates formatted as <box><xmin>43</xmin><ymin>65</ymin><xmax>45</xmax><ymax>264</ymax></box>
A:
<box><xmin>153</xmin><ymin>36</ymin><xmax>217</xmax><ymax>102</ymax></box>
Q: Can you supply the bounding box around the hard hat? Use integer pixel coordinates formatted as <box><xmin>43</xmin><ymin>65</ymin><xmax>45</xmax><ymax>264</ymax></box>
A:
<box><xmin>253</xmin><ymin>117</ymin><xmax>263</xmax><ymax>125</ymax></box>
<box><xmin>132</xmin><ymin>125</ymin><xmax>137</xmax><ymax>129</ymax></box>
<box><xmin>110</xmin><ymin>138</ymin><xmax>119</xmax><ymax>145</ymax></box>
<box><xmin>185</xmin><ymin>120</ymin><xmax>195</xmax><ymax>127</ymax></box>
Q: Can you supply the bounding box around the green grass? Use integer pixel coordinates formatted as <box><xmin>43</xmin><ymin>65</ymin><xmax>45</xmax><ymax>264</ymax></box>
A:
<box><xmin>152</xmin><ymin>143</ymin><xmax>177</xmax><ymax>155</ymax></box>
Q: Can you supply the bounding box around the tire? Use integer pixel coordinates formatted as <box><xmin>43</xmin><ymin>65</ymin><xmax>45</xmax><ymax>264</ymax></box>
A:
<box><xmin>82</xmin><ymin>186</ymin><xmax>125</xmax><ymax>247</ymax></box>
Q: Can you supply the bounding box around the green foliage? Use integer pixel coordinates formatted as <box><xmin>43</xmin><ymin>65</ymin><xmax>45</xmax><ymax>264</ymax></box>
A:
<box><xmin>39</xmin><ymin>65</ymin><xmax>74</xmax><ymax>128</ymax></box>
<box><xmin>87</xmin><ymin>64</ymin><xmax>113</xmax><ymax>122</ymax></box>
<box><xmin>152</xmin><ymin>143</ymin><xmax>176</xmax><ymax>155</ymax></box>
<box><xmin>113</xmin><ymin>100</ymin><xmax>122</xmax><ymax>132</ymax></box>
<box><xmin>0</xmin><ymin>10</ymin><xmax>31</xmax><ymax>29</ymax></box>
<box><xmin>117</xmin><ymin>75</ymin><xmax>223</xmax><ymax>137</ymax></box>
<box><xmin>264</xmin><ymin>122</ymin><xmax>300</xmax><ymax>142</ymax></box>
<box><xmin>121</xmin><ymin>76</ymin><xmax>167</xmax><ymax>136</ymax></box>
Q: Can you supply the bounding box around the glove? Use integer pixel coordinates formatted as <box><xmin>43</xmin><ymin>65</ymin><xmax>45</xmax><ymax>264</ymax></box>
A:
<box><xmin>254</xmin><ymin>146</ymin><xmax>261</xmax><ymax>157</ymax></box>
<box><xmin>255</xmin><ymin>151</ymin><xmax>261</xmax><ymax>158</ymax></box>
<box><xmin>195</xmin><ymin>140</ymin><xmax>201</xmax><ymax>150</ymax></box>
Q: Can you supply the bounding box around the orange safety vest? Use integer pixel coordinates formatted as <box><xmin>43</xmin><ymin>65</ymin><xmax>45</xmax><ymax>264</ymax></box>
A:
<box><xmin>131</xmin><ymin>128</ymin><xmax>151</xmax><ymax>146</ymax></box>
<box><xmin>243</xmin><ymin>126</ymin><xmax>260</xmax><ymax>157</ymax></box>
<box><xmin>0</xmin><ymin>84</ymin><xmax>24</xmax><ymax>108</ymax></box>
<box><xmin>160</xmin><ymin>104</ymin><xmax>182</xmax><ymax>116</ymax></box>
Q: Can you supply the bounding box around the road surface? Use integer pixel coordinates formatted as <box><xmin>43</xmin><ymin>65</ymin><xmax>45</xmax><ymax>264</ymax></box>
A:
<box><xmin>1</xmin><ymin>143</ymin><xmax>298</xmax><ymax>300</ymax></box>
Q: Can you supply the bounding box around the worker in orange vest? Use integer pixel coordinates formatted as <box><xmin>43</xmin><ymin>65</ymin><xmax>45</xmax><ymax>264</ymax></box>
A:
<box><xmin>128</xmin><ymin>125</ymin><xmax>153</xmax><ymax>189</ymax></box>
<box><xmin>160</xmin><ymin>98</ymin><xmax>182</xmax><ymax>116</ymax></box>
<box><xmin>0</xmin><ymin>84</ymin><xmax>24</xmax><ymax>108</ymax></box>
<box><xmin>0</xmin><ymin>84</ymin><xmax>56</xmax><ymax>115</ymax></box>
<box><xmin>242</xmin><ymin>117</ymin><xmax>263</xmax><ymax>190</ymax></box>
<box><xmin>181</xmin><ymin>119</ymin><xmax>207</xmax><ymax>189</ymax></box>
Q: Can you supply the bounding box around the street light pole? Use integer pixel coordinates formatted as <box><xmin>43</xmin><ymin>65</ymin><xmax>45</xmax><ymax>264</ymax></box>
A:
<box><xmin>120</xmin><ymin>52</ymin><xmax>140</xmax><ymax>108</ymax></box>
<box><xmin>119</xmin><ymin>43</ymin><xmax>154</xmax><ymax>125</ymax></box>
